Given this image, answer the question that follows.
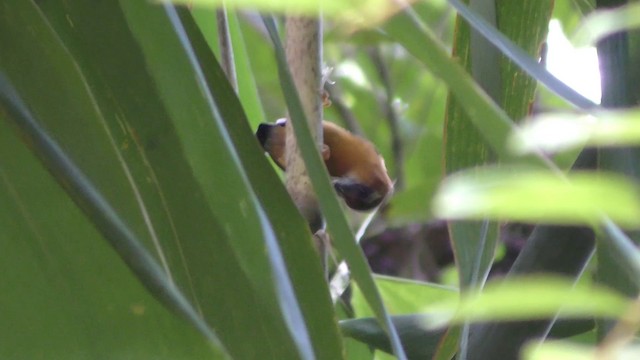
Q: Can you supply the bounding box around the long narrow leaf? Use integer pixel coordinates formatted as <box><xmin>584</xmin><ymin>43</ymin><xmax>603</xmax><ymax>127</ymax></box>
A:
<box><xmin>176</xmin><ymin>8</ymin><xmax>345</xmax><ymax>359</ymax></box>
<box><xmin>573</xmin><ymin>2</ymin><xmax>640</xmax><ymax>46</ymax></box>
<box><xmin>161</xmin><ymin>7</ymin><xmax>314</xmax><ymax>358</ymax></box>
<box><xmin>383</xmin><ymin>10</ymin><xmax>550</xmax><ymax>169</ymax></box>
<box><xmin>263</xmin><ymin>15</ymin><xmax>408</xmax><ymax>360</ymax></box>
<box><xmin>447</xmin><ymin>0</ymin><xmax>599</xmax><ymax>110</ymax></box>
<box><xmin>20</xmin><ymin>0</ymin><xmax>321</xmax><ymax>357</ymax></box>
<box><xmin>0</xmin><ymin>74</ymin><xmax>226</xmax><ymax>354</ymax></box>
<box><xmin>423</xmin><ymin>275</ymin><xmax>630</xmax><ymax>328</ymax></box>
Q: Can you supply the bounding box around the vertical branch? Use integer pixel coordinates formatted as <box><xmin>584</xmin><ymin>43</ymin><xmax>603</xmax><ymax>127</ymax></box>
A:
<box><xmin>324</xmin><ymin>82</ymin><xmax>363</xmax><ymax>136</ymax></box>
<box><xmin>369</xmin><ymin>47</ymin><xmax>404</xmax><ymax>190</ymax></box>
<box><xmin>285</xmin><ymin>16</ymin><xmax>324</xmax><ymax>232</ymax></box>
<box><xmin>217</xmin><ymin>5</ymin><xmax>237</xmax><ymax>91</ymax></box>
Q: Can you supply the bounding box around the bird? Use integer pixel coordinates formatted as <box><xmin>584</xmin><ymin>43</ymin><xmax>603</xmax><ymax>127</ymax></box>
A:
<box><xmin>256</xmin><ymin>119</ymin><xmax>393</xmax><ymax>211</ymax></box>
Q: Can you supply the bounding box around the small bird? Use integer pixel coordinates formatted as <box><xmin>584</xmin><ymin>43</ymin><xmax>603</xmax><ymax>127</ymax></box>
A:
<box><xmin>256</xmin><ymin>119</ymin><xmax>393</xmax><ymax>211</ymax></box>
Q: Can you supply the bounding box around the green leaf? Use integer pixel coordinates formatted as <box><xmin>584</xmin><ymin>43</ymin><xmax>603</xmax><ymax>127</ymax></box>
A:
<box><xmin>349</xmin><ymin>276</ymin><xmax>457</xmax><ymax>359</ymax></box>
<box><xmin>547</xmin><ymin>319</ymin><xmax>595</xmax><ymax>339</ymax></box>
<box><xmin>464</xmin><ymin>223</ymin><xmax>597</xmax><ymax>360</ymax></box>
<box><xmin>1</xmin><ymin>0</ymin><xmax>341</xmax><ymax>358</ymax></box>
<box><xmin>496</xmin><ymin>0</ymin><xmax>553</xmax><ymax>122</ymax></box>
<box><xmin>262</xmin><ymin>15</ymin><xmax>406</xmax><ymax>359</ymax></box>
<box><xmin>340</xmin><ymin>316</ymin><xmax>447</xmax><ymax>359</ymax></box>
<box><xmin>383</xmin><ymin>9</ymin><xmax>520</xmax><ymax>164</ymax></box>
<box><xmin>386</xmin><ymin>181</ymin><xmax>439</xmax><ymax>226</ymax></box>
<box><xmin>423</xmin><ymin>275</ymin><xmax>631</xmax><ymax>328</ymax></box>
<box><xmin>351</xmin><ymin>275</ymin><xmax>458</xmax><ymax>318</ymax></box>
<box><xmin>573</xmin><ymin>2</ymin><xmax>640</xmax><ymax>46</ymax></box>
<box><xmin>522</xmin><ymin>341</ymin><xmax>640</xmax><ymax>360</ymax></box>
<box><xmin>192</xmin><ymin>8</ymin><xmax>267</xmax><ymax>127</ymax></box>
<box><xmin>441</xmin><ymin>0</ymin><xmax>499</xmax><ymax>296</ymax></box>
<box><xmin>175</xmin><ymin>8</ymin><xmax>345</xmax><ymax>358</ymax></box>
<box><xmin>433</xmin><ymin>168</ymin><xmax>640</xmax><ymax>227</ymax></box>
<box><xmin>339</xmin><ymin>315</ymin><xmax>595</xmax><ymax>359</ymax></box>
<box><xmin>447</xmin><ymin>0</ymin><xmax>598</xmax><ymax>110</ymax></box>
<box><xmin>174</xmin><ymin>0</ymin><xmax>402</xmax><ymax>25</ymax></box>
<box><xmin>0</xmin><ymin>86</ymin><xmax>223</xmax><ymax>359</ymax></box>
<box><xmin>511</xmin><ymin>110</ymin><xmax>640</xmax><ymax>154</ymax></box>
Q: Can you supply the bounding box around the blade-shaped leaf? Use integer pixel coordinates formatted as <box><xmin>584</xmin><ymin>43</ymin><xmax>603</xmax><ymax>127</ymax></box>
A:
<box><xmin>382</xmin><ymin>8</ymin><xmax>551</xmax><ymax>170</ymax></box>
<box><xmin>176</xmin><ymin>8</ymin><xmax>345</xmax><ymax>358</ymax></box>
<box><xmin>351</xmin><ymin>275</ymin><xmax>458</xmax><ymax>359</ymax></box>
<box><xmin>523</xmin><ymin>340</ymin><xmax>640</xmax><ymax>360</ymax></box>
<box><xmin>341</xmin><ymin>316</ymin><xmax>447</xmax><ymax>359</ymax></box>
<box><xmin>447</xmin><ymin>0</ymin><xmax>598</xmax><ymax>110</ymax></box>
<box><xmin>191</xmin><ymin>8</ymin><xmax>267</xmax><ymax>127</ymax></box>
<box><xmin>423</xmin><ymin>275</ymin><xmax>630</xmax><ymax>328</ymax></box>
<box><xmin>2</xmin><ymin>0</ymin><xmax>334</xmax><ymax>358</ymax></box>
<box><xmin>174</xmin><ymin>0</ymin><xmax>404</xmax><ymax>26</ymax></box>
<box><xmin>0</xmin><ymin>80</ymin><xmax>224</xmax><ymax>359</ymax></box>
<box><xmin>433</xmin><ymin>168</ymin><xmax>640</xmax><ymax>227</ymax></box>
<box><xmin>340</xmin><ymin>315</ymin><xmax>594</xmax><ymax>359</ymax></box>
<box><xmin>263</xmin><ymin>15</ymin><xmax>408</xmax><ymax>359</ymax></box>
<box><xmin>573</xmin><ymin>2</ymin><xmax>640</xmax><ymax>46</ymax></box>
<box><xmin>511</xmin><ymin>110</ymin><xmax>640</xmax><ymax>154</ymax></box>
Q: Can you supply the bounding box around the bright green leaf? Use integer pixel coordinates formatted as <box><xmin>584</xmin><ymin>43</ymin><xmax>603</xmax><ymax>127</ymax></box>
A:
<box><xmin>523</xmin><ymin>340</ymin><xmax>640</xmax><ymax>360</ymax></box>
<box><xmin>433</xmin><ymin>168</ymin><xmax>640</xmax><ymax>227</ymax></box>
<box><xmin>349</xmin><ymin>276</ymin><xmax>457</xmax><ymax>358</ymax></box>
<box><xmin>351</xmin><ymin>275</ymin><xmax>458</xmax><ymax>318</ymax></box>
<box><xmin>170</xmin><ymin>0</ymin><xmax>404</xmax><ymax>26</ymax></box>
<box><xmin>573</xmin><ymin>2</ymin><xmax>640</xmax><ymax>46</ymax></box>
<box><xmin>511</xmin><ymin>110</ymin><xmax>640</xmax><ymax>154</ymax></box>
<box><xmin>422</xmin><ymin>275</ymin><xmax>631</xmax><ymax>328</ymax></box>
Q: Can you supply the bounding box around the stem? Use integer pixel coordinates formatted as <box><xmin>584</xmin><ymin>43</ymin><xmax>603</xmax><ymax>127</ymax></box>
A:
<box><xmin>284</xmin><ymin>16</ymin><xmax>324</xmax><ymax>232</ymax></box>
<box><xmin>216</xmin><ymin>5</ymin><xmax>237</xmax><ymax>91</ymax></box>
<box><xmin>369</xmin><ymin>47</ymin><xmax>404</xmax><ymax>190</ymax></box>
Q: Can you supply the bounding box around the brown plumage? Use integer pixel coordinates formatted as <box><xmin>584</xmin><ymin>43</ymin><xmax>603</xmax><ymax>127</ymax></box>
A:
<box><xmin>256</xmin><ymin>119</ymin><xmax>393</xmax><ymax>211</ymax></box>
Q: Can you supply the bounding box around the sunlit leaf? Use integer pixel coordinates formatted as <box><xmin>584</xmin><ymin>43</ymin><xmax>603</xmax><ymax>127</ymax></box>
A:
<box><xmin>522</xmin><ymin>340</ymin><xmax>640</xmax><ymax>360</ymax></box>
<box><xmin>433</xmin><ymin>168</ymin><xmax>640</xmax><ymax>227</ymax></box>
<box><xmin>340</xmin><ymin>316</ymin><xmax>447</xmax><ymax>359</ymax></box>
<box><xmin>511</xmin><ymin>110</ymin><xmax>640</xmax><ymax>154</ymax></box>
<box><xmin>170</xmin><ymin>0</ymin><xmax>410</xmax><ymax>26</ymax></box>
<box><xmin>351</xmin><ymin>275</ymin><xmax>458</xmax><ymax>318</ymax></box>
<box><xmin>573</xmin><ymin>2</ymin><xmax>640</xmax><ymax>46</ymax></box>
<box><xmin>422</xmin><ymin>275</ymin><xmax>631</xmax><ymax>329</ymax></box>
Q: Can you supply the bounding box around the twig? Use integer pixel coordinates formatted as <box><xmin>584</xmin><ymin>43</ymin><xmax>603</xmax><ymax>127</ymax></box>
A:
<box><xmin>596</xmin><ymin>294</ymin><xmax>640</xmax><ymax>359</ymax></box>
<box><xmin>324</xmin><ymin>82</ymin><xmax>364</xmax><ymax>136</ymax></box>
<box><xmin>369</xmin><ymin>46</ymin><xmax>405</xmax><ymax>190</ymax></box>
<box><xmin>216</xmin><ymin>5</ymin><xmax>237</xmax><ymax>91</ymax></box>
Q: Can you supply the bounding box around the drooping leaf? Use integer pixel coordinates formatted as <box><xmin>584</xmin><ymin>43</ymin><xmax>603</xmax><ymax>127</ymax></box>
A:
<box><xmin>523</xmin><ymin>340</ymin><xmax>640</xmax><ymax>360</ymax></box>
<box><xmin>573</xmin><ymin>2</ymin><xmax>640</xmax><ymax>46</ymax></box>
<box><xmin>433</xmin><ymin>167</ymin><xmax>640</xmax><ymax>228</ymax></box>
<box><xmin>422</xmin><ymin>275</ymin><xmax>630</xmax><ymax>328</ymax></box>
<box><xmin>511</xmin><ymin>110</ymin><xmax>640</xmax><ymax>154</ymax></box>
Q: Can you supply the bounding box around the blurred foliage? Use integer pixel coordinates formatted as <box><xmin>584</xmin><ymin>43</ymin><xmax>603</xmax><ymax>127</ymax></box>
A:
<box><xmin>3</xmin><ymin>0</ymin><xmax>640</xmax><ymax>359</ymax></box>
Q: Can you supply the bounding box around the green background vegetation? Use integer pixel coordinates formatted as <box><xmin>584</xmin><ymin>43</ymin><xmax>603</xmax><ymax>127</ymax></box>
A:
<box><xmin>2</xmin><ymin>0</ymin><xmax>640</xmax><ymax>359</ymax></box>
